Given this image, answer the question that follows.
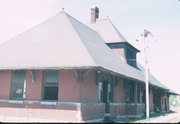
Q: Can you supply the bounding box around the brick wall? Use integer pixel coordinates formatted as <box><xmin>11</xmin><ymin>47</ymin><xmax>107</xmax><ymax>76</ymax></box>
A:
<box><xmin>0</xmin><ymin>101</ymin><xmax>79</xmax><ymax>122</ymax></box>
<box><xmin>113</xmin><ymin>79</ymin><xmax>125</xmax><ymax>103</ymax></box>
<box><xmin>26</xmin><ymin>71</ymin><xmax>43</xmax><ymax>100</ymax></box>
<box><xmin>80</xmin><ymin>70</ymin><xmax>99</xmax><ymax>102</ymax></box>
<box><xmin>59</xmin><ymin>70</ymin><xmax>81</xmax><ymax>102</ymax></box>
<box><xmin>110</xmin><ymin>103</ymin><xmax>145</xmax><ymax>117</ymax></box>
<box><xmin>81</xmin><ymin>103</ymin><xmax>105</xmax><ymax>121</ymax></box>
<box><xmin>0</xmin><ymin>71</ymin><xmax>11</xmax><ymax>99</ymax></box>
<box><xmin>0</xmin><ymin>69</ymin><xmax>104</xmax><ymax>122</ymax></box>
<box><xmin>112</xmin><ymin>49</ymin><xmax>127</xmax><ymax>63</ymax></box>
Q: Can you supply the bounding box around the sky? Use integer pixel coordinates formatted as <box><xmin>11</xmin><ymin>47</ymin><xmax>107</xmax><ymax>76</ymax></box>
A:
<box><xmin>0</xmin><ymin>0</ymin><xmax>179</xmax><ymax>94</ymax></box>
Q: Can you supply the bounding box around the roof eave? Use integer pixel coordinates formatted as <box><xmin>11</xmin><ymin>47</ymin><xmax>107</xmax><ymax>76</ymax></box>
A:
<box><xmin>97</xmin><ymin>67</ymin><xmax>144</xmax><ymax>83</ymax></box>
<box><xmin>106</xmin><ymin>42</ymin><xmax>140</xmax><ymax>52</ymax></box>
<box><xmin>0</xmin><ymin>66</ymin><xmax>98</xmax><ymax>71</ymax></box>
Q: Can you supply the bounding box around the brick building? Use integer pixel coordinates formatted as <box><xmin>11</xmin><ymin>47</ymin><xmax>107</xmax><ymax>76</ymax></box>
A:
<box><xmin>0</xmin><ymin>7</ymin><xmax>175</xmax><ymax>122</ymax></box>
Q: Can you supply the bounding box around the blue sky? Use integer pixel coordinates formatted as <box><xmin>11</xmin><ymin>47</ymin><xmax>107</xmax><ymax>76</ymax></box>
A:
<box><xmin>0</xmin><ymin>0</ymin><xmax>179</xmax><ymax>94</ymax></box>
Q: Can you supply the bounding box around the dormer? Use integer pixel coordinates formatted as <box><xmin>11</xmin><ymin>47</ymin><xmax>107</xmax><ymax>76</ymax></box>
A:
<box><xmin>106</xmin><ymin>42</ymin><xmax>140</xmax><ymax>68</ymax></box>
<box><xmin>88</xmin><ymin>6</ymin><xmax>140</xmax><ymax>68</ymax></box>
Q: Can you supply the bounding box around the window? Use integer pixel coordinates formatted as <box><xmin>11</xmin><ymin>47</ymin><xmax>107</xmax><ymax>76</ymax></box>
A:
<box><xmin>43</xmin><ymin>70</ymin><xmax>59</xmax><ymax>100</ymax></box>
<box><xmin>98</xmin><ymin>82</ymin><xmax>103</xmax><ymax>102</ymax></box>
<box><xmin>126</xmin><ymin>49</ymin><xmax>137</xmax><ymax>68</ymax></box>
<box><xmin>125</xmin><ymin>81</ymin><xmax>135</xmax><ymax>103</ymax></box>
<box><xmin>98</xmin><ymin>82</ymin><xmax>113</xmax><ymax>103</ymax></box>
<box><xmin>11</xmin><ymin>70</ymin><xmax>26</xmax><ymax>99</ymax></box>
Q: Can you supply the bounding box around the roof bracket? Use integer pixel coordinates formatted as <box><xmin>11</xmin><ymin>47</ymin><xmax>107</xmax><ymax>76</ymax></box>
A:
<box><xmin>95</xmin><ymin>70</ymin><xmax>113</xmax><ymax>85</ymax></box>
<box><xmin>75</xmin><ymin>69</ymin><xmax>89</xmax><ymax>83</ymax></box>
<box><xmin>30</xmin><ymin>70</ymin><xmax>36</xmax><ymax>83</ymax></box>
<box><xmin>95</xmin><ymin>70</ymin><xmax>106</xmax><ymax>85</ymax></box>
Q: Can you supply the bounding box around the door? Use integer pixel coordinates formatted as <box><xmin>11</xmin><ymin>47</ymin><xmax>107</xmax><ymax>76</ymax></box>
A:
<box><xmin>165</xmin><ymin>98</ymin><xmax>167</xmax><ymax>111</ymax></box>
<box><xmin>102</xmin><ymin>81</ymin><xmax>112</xmax><ymax>113</ymax></box>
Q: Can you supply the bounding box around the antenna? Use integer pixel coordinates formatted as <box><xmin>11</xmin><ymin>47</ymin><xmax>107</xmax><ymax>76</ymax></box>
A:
<box><xmin>61</xmin><ymin>0</ymin><xmax>65</xmax><ymax>12</ymax></box>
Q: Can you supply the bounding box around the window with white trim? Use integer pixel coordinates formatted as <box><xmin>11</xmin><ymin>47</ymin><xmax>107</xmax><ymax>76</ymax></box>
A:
<box><xmin>11</xmin><ymin>70</ymin><xmax>26</xmax><ymax>99</ymax></box>
<box><xmin>43</xmin><ymin>70</ymin><xmax>59</xmax><ymax>100</ymax></box>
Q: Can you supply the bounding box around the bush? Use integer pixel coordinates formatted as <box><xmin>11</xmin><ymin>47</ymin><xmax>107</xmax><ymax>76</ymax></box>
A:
<box><xmin>169</xmin><ymin>95</ymin><xmax>180</xmax><ymax>107</ymax></box>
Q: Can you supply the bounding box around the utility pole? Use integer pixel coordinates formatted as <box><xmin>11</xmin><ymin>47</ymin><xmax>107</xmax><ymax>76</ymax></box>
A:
<box><xmin>144</xmin><ymin>30</ymin><xmax>149</xmax><ymax>118</ymax></box>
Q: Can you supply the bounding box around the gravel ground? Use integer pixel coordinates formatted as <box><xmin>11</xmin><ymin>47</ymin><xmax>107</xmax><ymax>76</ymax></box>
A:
<box><xmin>132</xmin><ymin>106</ymin><xmax>180</xmax><ymax>123</ymax></box>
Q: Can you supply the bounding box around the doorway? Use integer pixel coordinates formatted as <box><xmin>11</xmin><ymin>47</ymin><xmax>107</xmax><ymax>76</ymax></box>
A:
<box><xmin>165</xmin><ymin>98</ymin><xmax>167</xmax><ymax>111</ymax></box>
<box><xmin>102</xmin><ymin>81</ymin><xmax>112</xmax><ymax>113</ymax></box>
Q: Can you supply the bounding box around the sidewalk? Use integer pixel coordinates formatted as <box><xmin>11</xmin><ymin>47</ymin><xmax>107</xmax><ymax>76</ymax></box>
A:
<box><xmin>0</xmin><ymin>107</ymin><xmax>180</xmax><ymax>123</ymax></box>
<box><xmin>132</xmin><ymin>107</ymin><xmax>180</xmax><ymax>123</ymax></box>
<box><xmin>133</xmin><ymin>111</ymin><xmax>180</xmax><ymax>123</ymax></box>
<box><xmin>0</xmin><ymin>116</ymin><xmax>70</xmax><ymax>123</ymax></box>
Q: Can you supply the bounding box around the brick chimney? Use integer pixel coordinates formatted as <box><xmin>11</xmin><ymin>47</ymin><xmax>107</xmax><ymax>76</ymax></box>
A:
<box><xmin>91</xmin><ymin>6</ymin><xmax>99</xmax><ymax>23</ymax></box>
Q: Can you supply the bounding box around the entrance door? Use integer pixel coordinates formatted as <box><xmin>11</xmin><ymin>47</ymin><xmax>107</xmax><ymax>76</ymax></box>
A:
<box><xmin>102</xmin><ymin>81</ymin><xmax>112</xmax><ymax>113</ymax></box>
<box><xmin>165</xmin><ymin>98</ymin><xmax>167</xmax><ymax>111</ymax></box>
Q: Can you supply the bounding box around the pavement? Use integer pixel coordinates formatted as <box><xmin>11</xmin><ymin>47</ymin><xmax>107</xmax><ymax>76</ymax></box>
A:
<box><xmin>0</xmin><ymin>107</ymin><xmax>180</xmax><ymax>123</ymax></box>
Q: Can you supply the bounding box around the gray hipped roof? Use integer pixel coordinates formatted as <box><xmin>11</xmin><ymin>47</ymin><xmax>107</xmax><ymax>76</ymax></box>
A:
<box><xmin>88</xmin><ymin>18</ymin><xmax>127</xmax><ymax>43</ymax></box>
<box><xmin>0</xmin><ymin>12</ymin><xmax>144</xmax><ymax>82</ymax></box>
<box><xmin>137</xmin><ymin>63</ymin><xmax>169</xmax><ymax>90</ymax></box>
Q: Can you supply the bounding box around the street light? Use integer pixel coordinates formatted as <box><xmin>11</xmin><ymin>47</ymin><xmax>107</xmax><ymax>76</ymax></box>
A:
<box><xmin>143</xmin><ymin>30</ymin><xmax>150</xmax><ymax>118</ymax></box>
<box><xmin>137</xmin><ymin>29</ymin><xmax>155</xmax><ymax>118</ymax></box>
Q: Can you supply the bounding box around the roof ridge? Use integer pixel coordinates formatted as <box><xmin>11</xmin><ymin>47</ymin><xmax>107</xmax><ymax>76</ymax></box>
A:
<box><xmin>64</xmin><ymin>12</ymin><xmax>98</xmax><ymax>66</ymax></box>
<box><xmin>96</xmin><ymin>17</ymin><xmax>109</xmax><ymax>21</ymax></box>
<box><xmin>108</xmin><ymin>20</ymin><xmax>127</xmax><ymax>42</ymax></box>
<box><xmin>65</xmin><ymin>12</ymin><xmax>102</xmax><ymax>37</ymax></box>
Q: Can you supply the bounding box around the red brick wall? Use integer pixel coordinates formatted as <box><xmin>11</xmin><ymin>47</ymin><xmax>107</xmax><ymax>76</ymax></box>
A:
<box><xmin>110</xmin><ymin>103</ymin><xmax>145</xmax><ymax>117</ymax></box>
<box><xmin>160</xmin><ymin>93</ymin><xmax>169</xmax><ymax>111</ymax></box>
<box><xmin>0</xmin><ymin>69</ymin><xmax>98</xmax><ymax>103</ymax></box>
<box><xmin>59</xmin><ymin>70</ymin><xmax>98</xmax><ymax>102</ymax></box>
<box><xmin>149</xmin><ymin>89</ymin><xmax>154</xmax><ymax>112</ymax></box>
<box><xmin>140</xmin><ymin>89</ymin><xmax>143</xmax><ymax>103</ymax></box>
<box><xmin>0</xmin><ymin>71</ymin><xmax>11</xmax><ymax>99</ymax></box>
<box><xmin>0</xmin><ymin>69</ymin><xmax>104</xmax><ymax>122</ymax></box>
<box><xmin>0</xmin><ymin>103</ymin><xmax>78</xmax><ymax>122</ymax></box>
<box><xmin>149</xmin><ymin>89</ymin><xmax>153</xmax><ymax>104</ymax></box>
<box><xmin>59</xmin><ymin>70</ymin><xmax>81</xmax><ymax>102</ymax></box>
<box><xmin>25</xmin><ymin>71</ymin><xmax>43</xmax><ymax>100</ymax></box>
<box><xmin>81</xmin><ymin>103</ymin><xmax>105</xmax><ymax>121</ymax></box>
<box><xmin>113</xmin><ymin>79</ymin><xmax>125</xmax><ymax>103</ymax></box>
<box><xmin>80</xmin><ymin>70</ymin><xmax>99</xmax><ymax>102</ymax></box>
<box><xmin>112</xmin><ymin>49</ymin><xmax>127</xmax><ymax>63</ymax></box>
<box><xmin>110</xmin><ymin>103</ymin><xmax>126</xmax><ymax>116</ymax></box>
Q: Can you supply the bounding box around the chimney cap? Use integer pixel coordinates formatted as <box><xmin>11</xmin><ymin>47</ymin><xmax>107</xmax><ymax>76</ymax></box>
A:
<box><xmin>90</xmin><ymin>6</ymin><xmax>99</xmax><ymax>23</ymax></box>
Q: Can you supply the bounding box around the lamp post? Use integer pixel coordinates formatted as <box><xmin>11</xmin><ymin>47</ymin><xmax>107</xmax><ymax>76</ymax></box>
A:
<box><xmin>143</xmin><ymin>31</ymin><xmax>149</xmax><ymax>118</ymax></box>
